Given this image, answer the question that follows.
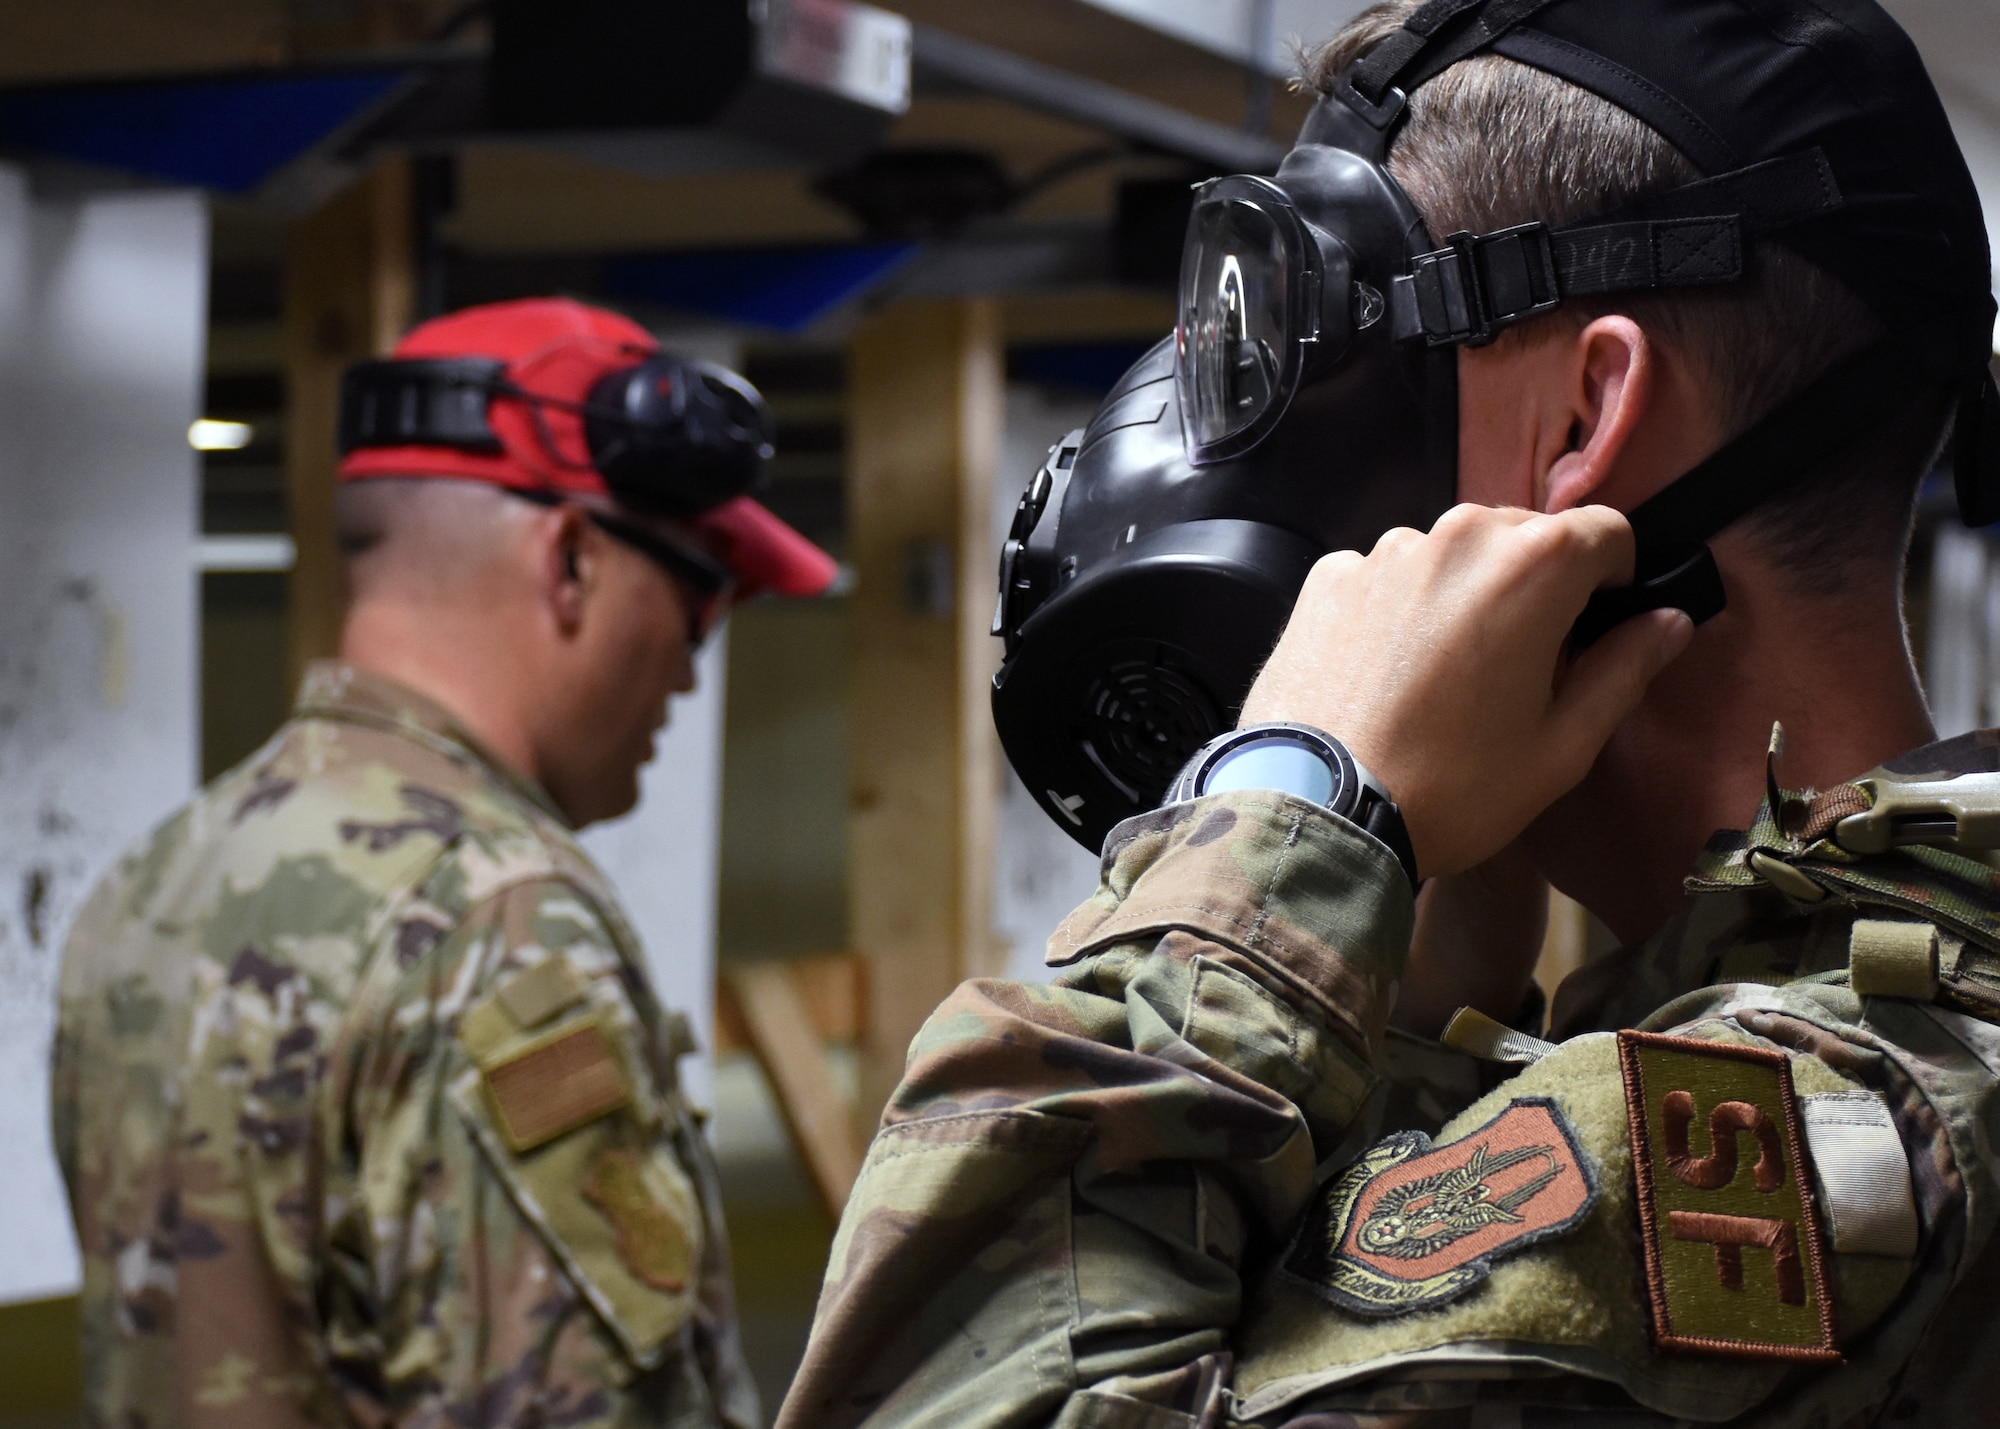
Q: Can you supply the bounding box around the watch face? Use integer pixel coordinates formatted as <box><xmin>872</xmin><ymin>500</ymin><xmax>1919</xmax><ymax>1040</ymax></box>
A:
<box><xmin>1202</xmin><ymin>733</ymin><xmax>1344</xmax><ymax>806</ymax></box>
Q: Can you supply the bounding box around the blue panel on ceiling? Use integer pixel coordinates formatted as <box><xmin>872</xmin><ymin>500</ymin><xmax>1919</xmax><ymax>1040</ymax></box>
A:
<box><xmin>604</xmin><ymin>243</ymin><xmax>920</xmax><ymax>333</ymax></box>
<box><xmin>1009</xmin><ymin>341</ymin><xmax>1159</xmax><ymax>395</ymax></box>
<box><xmin>0</xmin><ymin>71</ymin><xmax>405</xmax><ymax>193</ymax></box>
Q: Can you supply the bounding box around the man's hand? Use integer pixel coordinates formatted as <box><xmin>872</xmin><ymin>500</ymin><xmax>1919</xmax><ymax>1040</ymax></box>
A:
<box><xmin>1239</xmin><ymin>504</ymin><xmax>1693</xmax><ymax>881</ymax></box>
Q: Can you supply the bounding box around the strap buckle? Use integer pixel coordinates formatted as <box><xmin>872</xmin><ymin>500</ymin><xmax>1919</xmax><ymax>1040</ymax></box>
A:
<box><xmin>1832</xmin><ymin>772</ymin><xmax>2000</xmax><ymax>855</ymax></box>
<box><xmin>1391</xmin><ymin>222</ymin><xmax>1561</xmax><ymax>348</ymax></box>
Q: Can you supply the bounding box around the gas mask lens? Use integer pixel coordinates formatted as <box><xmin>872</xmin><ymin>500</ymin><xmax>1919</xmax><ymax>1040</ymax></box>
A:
<box><xmin>1178</xmin><ymin>182</ymin><xmax>1302</xmax><ymax>464</ymax></box>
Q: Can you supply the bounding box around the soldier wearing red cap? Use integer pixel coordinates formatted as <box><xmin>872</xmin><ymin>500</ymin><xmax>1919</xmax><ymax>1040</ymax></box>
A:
<box><xmin>53</xmin><ymin>299</ymin><xmax>829</xmax><ymax>1428</ymax></box>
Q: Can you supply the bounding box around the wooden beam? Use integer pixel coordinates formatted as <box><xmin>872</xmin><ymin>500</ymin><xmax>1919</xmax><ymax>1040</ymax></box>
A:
<box><xmin>713</xmin><ymin>951</ymin><xmax>868</xmax><ymax>1055</ymax></box>
<box><xmin>281</xmin><ymin>161</ymin><xmax>414</xmax><ymax>684</ymax></box>
<box><xmin>846</xmin><ymin>299</ymin><xmax>1005</xmax><ymax>1130</ymax></box>
<box><xmin>721</xmin><ymin>963</ymin><xmax>868</xmax><ymax>1221</ymax></box>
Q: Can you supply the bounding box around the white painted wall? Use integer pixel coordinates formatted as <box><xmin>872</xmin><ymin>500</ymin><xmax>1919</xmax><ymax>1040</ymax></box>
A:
<box><xmin>993</xmin><ymin>384</ymin><xmax>1108</xmax><ymax>984</ymax></box>
<box><xmin>581</xmin><ymin>634</ymin><xmax>730</xmax><ymax>1111</ymax></box>
<box><xmin>0</xmin><ymin>170</ymin><xmax>206</xmax><ymax>1305</ymax></box>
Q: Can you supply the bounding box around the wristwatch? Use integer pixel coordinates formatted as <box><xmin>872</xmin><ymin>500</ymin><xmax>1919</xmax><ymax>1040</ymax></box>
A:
<box><xmin>1167</xmin><ymin>722</ymin><xmax>1420</xmax><ymax>889</ymax></box>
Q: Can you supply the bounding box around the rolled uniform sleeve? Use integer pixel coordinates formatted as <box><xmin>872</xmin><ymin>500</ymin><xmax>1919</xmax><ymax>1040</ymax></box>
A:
<box><xmin>325</xmin><ymin>874</ymin><xmax>749</xmax><ymax>1429</ymax></box>
<box><xmin>781</xmin><ymin>791</ymin><xmax>1415</xmax><ymax>1429</ymax></box>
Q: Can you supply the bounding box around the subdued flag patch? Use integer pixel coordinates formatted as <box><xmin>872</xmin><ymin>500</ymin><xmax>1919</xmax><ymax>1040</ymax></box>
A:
<box><xmin>1283</xmin><ymin>1097</ymin><xmax>1598</xmax><ymax>1317</ymax></box>
<box><xmin>482</xmin><ymin>1020</ymin><xmax>631</xmax><ymax>1153</ymax></box>
<box><xmin>584</xmin><ymin>1148</ymin><xmax>695</xmax><ymax>1293</ymax></box>
<box><xmin>1618</xmin><ymin>1030</ymin><xmax>1838</xmax><ymax>1362</ymax></box>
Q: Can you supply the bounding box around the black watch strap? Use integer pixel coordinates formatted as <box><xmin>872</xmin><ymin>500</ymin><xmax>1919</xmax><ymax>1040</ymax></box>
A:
<box><xmin>1169</xmin><ymin>723</ymin><xmax>1420</xmax><ymax>890</ymax></box>
<box><xmin>1351</xmin><ymin>786</ymin><xmax>1420</xmax><ymax>894</ymax></box>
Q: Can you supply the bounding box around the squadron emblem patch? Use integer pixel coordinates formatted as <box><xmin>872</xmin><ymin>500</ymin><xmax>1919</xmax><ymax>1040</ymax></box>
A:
<box><xmin>1283</xmin><ymin>1097</ymin><xmax>1599</xmax><ymax>1317</ymax></box>
<box><xmin>1618</xmin><ymin>1031</ymin><xmax>1837</xmax><ymax>1361</ymax></box>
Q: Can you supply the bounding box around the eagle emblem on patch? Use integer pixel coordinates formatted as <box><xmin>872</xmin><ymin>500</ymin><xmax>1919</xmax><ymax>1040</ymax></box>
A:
<box><xmin>1283</xmin><ymin>1097</ymin><xmax>1599</xmax><ymax>1317</ymax></box>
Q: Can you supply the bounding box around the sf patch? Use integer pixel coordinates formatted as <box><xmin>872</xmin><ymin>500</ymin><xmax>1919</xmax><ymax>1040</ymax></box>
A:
<box><xmin>1618</xmin><ymin>1031</ymin><xmax>1837</xmax><ymax>1362</ymax></box>
<box><xmin>1283</xmin><ymin>1097</ymin><xmax>1599</xmax><ymax>1317</ymax></box>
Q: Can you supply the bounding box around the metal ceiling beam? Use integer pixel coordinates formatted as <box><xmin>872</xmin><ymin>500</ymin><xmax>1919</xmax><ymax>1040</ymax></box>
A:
<box><xmin>910</xmin><ymin>23</ymin><xmax>1286</xmax><ymax>174</ymax></box>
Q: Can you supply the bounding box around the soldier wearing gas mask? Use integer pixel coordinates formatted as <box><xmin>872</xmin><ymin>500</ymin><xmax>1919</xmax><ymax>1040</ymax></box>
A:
<box><xmin>781</xmin><ymin>0</ymin><xmax>2000</xmax><ymax>1425</ymax></box>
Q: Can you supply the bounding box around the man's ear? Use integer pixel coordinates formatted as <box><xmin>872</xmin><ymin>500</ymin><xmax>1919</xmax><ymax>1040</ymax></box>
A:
<box><xmin>541</xmin><ymin>505</ymin><xmax>594</xmax><ymax>638</ymax></box>
<box><xmin>1542</xmin><ymin>315</ymin><xmax>1653</xmax><ymax>513</ymax></box>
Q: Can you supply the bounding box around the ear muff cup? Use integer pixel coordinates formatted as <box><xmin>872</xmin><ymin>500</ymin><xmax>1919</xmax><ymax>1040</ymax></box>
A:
<box><xmin>585</xmin><ymin>356</ymin><xmax>776</xmax><ymax>517</ymax></box>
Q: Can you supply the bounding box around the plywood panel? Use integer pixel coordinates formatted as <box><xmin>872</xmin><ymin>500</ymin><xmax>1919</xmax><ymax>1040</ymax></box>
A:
<box><xmin>847</xmin><ymin>299</ymin><xmax>1004</xmax><ymax>1127</ymax></box>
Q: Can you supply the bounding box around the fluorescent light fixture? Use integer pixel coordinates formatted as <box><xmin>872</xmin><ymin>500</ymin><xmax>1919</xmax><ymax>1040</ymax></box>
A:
<box><xmin>188</xmin><ymin>418</ymin><xmax>253</xmax><ymax>451</ymax></box>
<box><xmin>196</xmin><ymin>534</ymin><xmax>296</xmax><ymax>572</ymax></box>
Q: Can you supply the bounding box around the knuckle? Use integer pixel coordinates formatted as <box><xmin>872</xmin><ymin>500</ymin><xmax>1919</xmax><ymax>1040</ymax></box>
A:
<box><xmin>1432</xmin><ymin>505</ymin><xmax>1498</xmax><ymax>546</ymax></box>
<box><xmin>1508</xmin><ymin>515</ymin><xmax>1567</xmax><ymax>564</ymax></box>
<box><xmin>1302</xmin><ymin>550</ymin><xmax>1360</xmax><ymax>598</ymax></box>
<box><xmin>1372</xmin><ymin>526</ymin><xmax>1421</xmax><ymax>557</ymax></box>
<box><xmin>1308</xmin><ymin>550</ymin><xmax>1359</xmax><ymax>582</ymax></box>
<box><xmin>1432</xmin><ymin>503</ymin><xmax>1479</xmax><ymax>533</ymax></box>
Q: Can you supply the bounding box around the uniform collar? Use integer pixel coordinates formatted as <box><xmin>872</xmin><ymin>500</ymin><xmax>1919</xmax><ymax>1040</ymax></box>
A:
<box><xmin>1553</xmin><ymin>724</ymin><xmax>2000</xmax><ymax>1036</ymax></box>
<box><xmin>292</xmin><ymin>661</ymin><xmax>572</xmax><ymax>827</ymax></box>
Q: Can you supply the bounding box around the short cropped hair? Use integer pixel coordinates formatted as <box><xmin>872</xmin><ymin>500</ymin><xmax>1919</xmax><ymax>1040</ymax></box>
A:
<box><xmin>1304</xmin><ymin>3</ymin><xmax>1954</xmax><ymax>590</ymax></box>
<box><xmin>335</xmin><ymin>478</ymin><xmax>526</xmax><ymax>603</ymax></box>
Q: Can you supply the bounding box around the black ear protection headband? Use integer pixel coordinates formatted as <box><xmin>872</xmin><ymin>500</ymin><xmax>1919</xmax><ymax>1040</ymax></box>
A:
<box><xmin>992</xmin><ymin>0</ymin><xmax>2000</xmax><ymax>852</ymax></box>
<box><xmin>338</xmin><ymin>351</ymin><xmax>778</xmax><ymax>518</ymax></box>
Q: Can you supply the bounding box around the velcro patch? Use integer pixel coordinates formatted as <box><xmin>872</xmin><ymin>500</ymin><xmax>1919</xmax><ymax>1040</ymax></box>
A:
<box><xmin>1618</xmin><ymin>1031</ymin><xmax>1837</xmax><ymax>1362</ymax></box>
<box><xmin>483</xmin><ymin>1019</ymin><xmax>632</xmax><ymax>1153</ymax></box>
<box><xmin>497</xmin><ymin>953</ymin><xmax>588</xmax><ymax>1030</ymax></box>
<box><xmin>584</xmin><ymin>1148</ymin><xmax>695</xmax><ymax>1292</ymax></box>
<box><xmin>1282</xmin><ymin>1097</ymin><xmax>1599</xmax><ymax>1317</ymax></box>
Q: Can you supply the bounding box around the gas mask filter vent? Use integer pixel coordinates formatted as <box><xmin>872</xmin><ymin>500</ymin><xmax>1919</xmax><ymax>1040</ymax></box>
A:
<box><xmin>1081</xmin><ymin>651</ymin><xmax>1223</xmax><ymax>798</ymax></box>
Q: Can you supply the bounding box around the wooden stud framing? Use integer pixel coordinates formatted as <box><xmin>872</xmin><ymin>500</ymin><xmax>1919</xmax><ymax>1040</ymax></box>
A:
<box><xmin>720</xmin><ymin>962</ymin><xmax>868</xmax><ymax>1220</ymax></box>
<box><xmin>281</xmin><ymin>160</ymin><xmax>414</xmax><ymax>685</ymax></box>
<box><xmin>846</xmin><ymin>298</ymin><xmax>1005</xmax><ymax>1130</ymax></box>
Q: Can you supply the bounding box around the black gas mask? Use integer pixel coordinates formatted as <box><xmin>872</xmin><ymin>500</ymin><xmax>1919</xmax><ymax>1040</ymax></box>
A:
<box><xmin>994</xmin><ymin>0</ymin><xmax>2000</xmax><ymax>852</ymax></box>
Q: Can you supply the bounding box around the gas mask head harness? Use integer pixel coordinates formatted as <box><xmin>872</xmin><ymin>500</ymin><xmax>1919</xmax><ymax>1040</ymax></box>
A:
<box><xmin>993</xmin><ymin>0</ymin><xmax>2000</xmax><ymax>851</ymax></box>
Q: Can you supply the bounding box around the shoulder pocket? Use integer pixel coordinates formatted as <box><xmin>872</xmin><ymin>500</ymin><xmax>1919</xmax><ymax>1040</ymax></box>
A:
<box><xmin>450</xmin><ymin>956</ymin><xmax>704</xmax><ymax>1369</ymax></box>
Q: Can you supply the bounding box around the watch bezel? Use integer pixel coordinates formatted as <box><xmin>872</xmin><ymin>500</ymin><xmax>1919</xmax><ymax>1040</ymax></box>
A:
<box><xmin>1169</xmin><ymin>721</ymin><xmax>1360</xmax><ymax>816</ymax></box>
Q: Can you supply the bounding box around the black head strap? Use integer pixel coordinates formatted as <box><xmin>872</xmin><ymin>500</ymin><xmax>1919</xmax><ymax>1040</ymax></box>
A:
<box><xmin>339</xmin><ymin>358</ymin><xmax>506</xmax><ymax>454</ymax></box>
<box><xmin>1388</xmin><ymin>149</ymin><xmax>1843</xmax><ymax>348</ymax></box>
<box><xmin>1567</xmin><ymin>318</ymin><xmax>1965</xmax><ymax>647</ymax></box>
<box><xmin>1347</xmin><ymin>0</ymin><xmax>1564</xmax><ymax>117</ymax></box>
<box><xmin>1626</xmin><ymin>319</ymin><xmax>1962</xmax><ymax>568</ymax></box>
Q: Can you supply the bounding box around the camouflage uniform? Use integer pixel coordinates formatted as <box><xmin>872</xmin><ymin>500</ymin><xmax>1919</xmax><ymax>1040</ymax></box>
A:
<box><xmin>783</xmin><ymin>730</ymin><xmax>2000</xmax><ymax>1426</ymax></box>
<box><xmin>52</xmin><ymin>663</ymin><xmax>757</xmax><ymax>1429</ymax></box>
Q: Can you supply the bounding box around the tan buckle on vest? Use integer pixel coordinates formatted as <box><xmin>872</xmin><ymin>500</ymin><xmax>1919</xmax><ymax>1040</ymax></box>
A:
<box><xmin>1834</xmin><ymin>772</ymin><xmax>2000</xmax><ymax>855</ymax></box>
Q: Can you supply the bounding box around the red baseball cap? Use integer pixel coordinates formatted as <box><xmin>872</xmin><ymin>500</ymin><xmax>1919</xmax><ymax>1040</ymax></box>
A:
<box><xmin>339</xmin><ymin>297</ymin><xmax>838</xmax><ymax>600</ymax></box>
